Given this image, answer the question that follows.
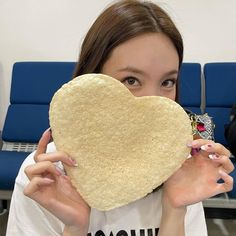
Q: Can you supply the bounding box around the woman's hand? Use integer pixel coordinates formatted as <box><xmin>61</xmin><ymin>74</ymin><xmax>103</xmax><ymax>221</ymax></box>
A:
<box><xmin>24</xmin><ymin>129</ymin><xmax>90</xmax><ymax>236</ymax></box>
<box><xmin>158</xmin><ymin>139</ymin><xmax>234</xmax><ymax>236</ymax></box>
<box><xmin>163</xmin><ymin>139</ymin><xmax>234</xmax><ymax>208</ymax></box>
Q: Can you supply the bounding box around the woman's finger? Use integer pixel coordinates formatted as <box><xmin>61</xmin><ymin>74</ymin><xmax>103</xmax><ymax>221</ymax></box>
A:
<box><xmin>209</xmin><ymin>155</ymin><xmax>235</xmax><ymax>173</ymax></box>
<box><xmin>215</xmin><ymin>170</ymin><xmax>234</xmax><ymax>194</ymax></box>
<box><xmin>190</xmin><ymin>139</ymin><xmax>230</xmax><ymax>156</ymax></box>
<box><xmin>24</xmin><ymin>176</ymin><xmax>54</xmax><ymax>197</ymax></box>
<box><xmin>24</xmin><ymin>161</ymin><xmax>61</xmax><ymax>180</ymax></box>
<box><xmin>36</xmin><ymin>151</ymin><xmax>77</xmax><ymax>167</ymax></box>
<box><xmin>198</xmin><ymin>142</ymin><xmax>234</xmax><ymax>173</ymax></box>
<box><xmin>189</xmin><ymin>139</ymin><xmax>214</xmax><ymax>149</ymax></box>
<box><xmin>34</xmin><ymin>128</ymin><xmax>52</xmax><ymax>162</ymax></box>
<box><xmin>200</xmin><ymin>142</ymin><xmax>231</xmax><ymax>157</ymax></box>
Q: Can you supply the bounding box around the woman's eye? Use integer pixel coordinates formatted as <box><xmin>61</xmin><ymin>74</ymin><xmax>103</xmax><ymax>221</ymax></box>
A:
<box><xmin>162</xmin><ymin>79</ymin><xmax>176</xmax><ymax>88</ymax></box>
<box><xmin>122</xmin><ymin>77</ymin><xmax>140</xmax><ymax>86</ymax></box>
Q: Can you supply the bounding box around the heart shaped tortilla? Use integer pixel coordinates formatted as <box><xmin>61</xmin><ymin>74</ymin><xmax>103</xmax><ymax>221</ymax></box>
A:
<box><xmin>49</xmin><ymin>73</ymin><xmax>192</xmax><ymax>211</ymax></box>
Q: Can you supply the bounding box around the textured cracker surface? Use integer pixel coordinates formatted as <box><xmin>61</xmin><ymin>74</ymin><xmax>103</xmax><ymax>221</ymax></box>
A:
<box><xmin>49</xmin><ymin>73</ymin><xmax>192</xmax><ymax>211</ymax></box>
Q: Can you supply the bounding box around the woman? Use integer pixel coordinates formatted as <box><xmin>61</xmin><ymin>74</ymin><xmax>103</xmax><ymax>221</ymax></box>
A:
<box><xmin>6</xmin><ymin>1</ymin><xmax>234</xmax><ymax>235</ymax></box>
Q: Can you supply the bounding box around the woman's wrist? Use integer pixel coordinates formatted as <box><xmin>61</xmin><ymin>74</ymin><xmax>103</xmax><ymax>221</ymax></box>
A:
<box><xmin>162</xmin><ymin>196</ymin><xmax>187</xmax><ymax>216</ymax></box>
<box><xmin>158</xmin><ymin>193</ymin><xmax>187</xmax><ymax>236</ymax></box>
<box><xmin>161</xmin><ymin>204</ymin><xmax>187</xmax><ymax>223</ymax></box>
<box><xmin>159</xmin><ymin>207</ymin><xmax>186</xmax><ymax>236</ymax></box>
<box><xmin>162</xmin><ymin>199</ymin><xmax>186</xmax><ymax>221</ymax></box>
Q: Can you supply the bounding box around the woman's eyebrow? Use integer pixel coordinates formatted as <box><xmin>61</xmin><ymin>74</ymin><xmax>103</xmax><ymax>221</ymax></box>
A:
<box><xmin>163</xmin><ymin>70</ymin><xmax>179</xmax><ymax>77</ymax></box>
<box><xmin>118</xmin><ymin>67</ymin><xmax>179</xmax><ymax>77</ymax></box>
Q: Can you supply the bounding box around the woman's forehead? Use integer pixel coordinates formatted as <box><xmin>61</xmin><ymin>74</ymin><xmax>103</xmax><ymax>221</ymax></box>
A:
<box><xmin>103</xmin><ymin>33</ymin><xmax>179</xmax><ymax>74</ymax></box>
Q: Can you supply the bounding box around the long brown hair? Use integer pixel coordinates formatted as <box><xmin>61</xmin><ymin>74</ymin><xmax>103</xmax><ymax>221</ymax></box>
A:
<box><xmin>74</xmin><ymin>0</ymin><xmax>183</xmax><ymax>99</ymax></box>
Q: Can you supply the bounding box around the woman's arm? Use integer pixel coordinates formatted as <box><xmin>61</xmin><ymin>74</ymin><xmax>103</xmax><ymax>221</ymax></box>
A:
<box><xmin>158</xmin><ymin>196</ymin><xmax>186</xmax><ymax>236</ymax></box>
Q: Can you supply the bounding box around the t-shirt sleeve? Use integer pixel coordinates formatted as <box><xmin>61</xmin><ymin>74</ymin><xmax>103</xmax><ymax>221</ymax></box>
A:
<box><xmin>6</xmin><ymin>144</ymin><xmax>65</xmax><ymax>236</ymax></box>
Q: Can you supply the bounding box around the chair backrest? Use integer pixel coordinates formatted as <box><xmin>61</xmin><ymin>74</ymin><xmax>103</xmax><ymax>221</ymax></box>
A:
<box><xmin>2</xmin><ymin>61</ymin><xmax>76</xmax><ymax>146</ymax></box>
<box><xmin>178</xmin><ymin>63</ymin><xmax>202</xmax><ymax>114</ymax></box>
<box><xmin>204</xmin><ymin>62</ymin><xmax>236</xmax><ymax>145</ymax></box>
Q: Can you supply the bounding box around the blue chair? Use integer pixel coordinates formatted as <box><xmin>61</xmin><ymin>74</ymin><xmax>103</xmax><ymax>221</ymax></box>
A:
<box><xmin>203</xmin><ymin>63</ymin><xmax>236</xmax><ymax>216</ymax></box>
<box><xmin>204</xmin><ymin>62</ymin><xmax>236</xmax><ymax>146</ymax></box>
<box><xmin>178</xmin><ymin>63</ymin><xmax>203</xmax><ymax>114</ymax></box>
<box><xmin>204</xmin><ymin>62</ymin><xmax>236</xmax><ymax>197</ymax></box>
<box><xmin>0</xmin><ymin>61</ymin><xmax>76</xmax><ymax>201</ymax></box>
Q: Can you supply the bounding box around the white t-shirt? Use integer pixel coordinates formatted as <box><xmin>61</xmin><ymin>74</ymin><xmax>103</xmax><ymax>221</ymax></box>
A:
<box><xmin>6</xmin><ymin>143</ymin><xmax>208</xmax><ymax>236</ymax></box>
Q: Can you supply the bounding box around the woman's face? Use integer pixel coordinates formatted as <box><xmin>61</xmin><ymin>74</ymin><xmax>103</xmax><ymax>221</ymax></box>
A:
<box><xmin>102</xmin><ymin>33</ymin><xmax>179</xmax><ymax>100</ymax></box>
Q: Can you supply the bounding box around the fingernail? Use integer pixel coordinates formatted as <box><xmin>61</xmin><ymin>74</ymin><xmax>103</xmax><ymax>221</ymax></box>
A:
<box><xmin>209</xmin><ymin>154</ymin><xmax>220</xmax><ymax>160</ymax></box>
<box><xmin>44</xmin><ymin>127</ymin><xmax>51</xmax><ymax>134</ymax></box>
<box><xmin>190</xmin><ymin>140</ymin><xmax>200</xmax><ymax>147</ymax></box>
<box><xmin>55</xmin><ymin>166</ymin><xmax>64</xmax><ymax>175</ymax></box>
<box><xmin>69</xmin><ymin>158</ymin><xmax>78</xmax><ymax>167</ymax></box>
<box><xmin>187</xmin><ymin>154</ymin><xmax>192</xmax><ymax>159</ymax></box>
<box><xmin>42</xmin><ymin>128</ymin><xmax>52</xmax><ymax>139</ymax></box>
<box><xmin>187</xmin><ymin>142</ymin><xmax>193</xmax><ymax>147</ymax></box>
<box><xmin>201</xmin><ymin>144</ymin><xmax>213</xmax><ymax>151</ymax></box>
